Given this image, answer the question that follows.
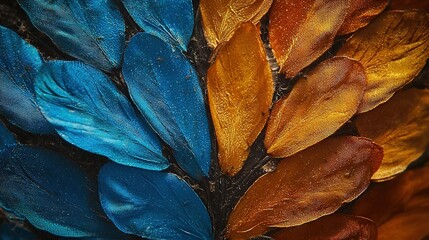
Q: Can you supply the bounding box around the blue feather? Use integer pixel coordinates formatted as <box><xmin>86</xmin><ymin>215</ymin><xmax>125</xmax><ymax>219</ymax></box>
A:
<box><xmin>0</xmin><ymin>122</ymin><xmax>20</xmax><ymax>218</ymax></box>
<box><xmin>17</xmin><ymin>0</ymin><xmax>125</xmax><ymax>72</ymax></box>
<box><xmin>98</xmin><ymin>163</ymin><xmax>213</xmax><ymax>240</ymax></box>
<box><xmin>121</xmin><ymin>0</ymin><xmax>194</xmax><ymax>51</ymax></box>
<box><xmin>122</xmin><ymin>33</ymin><xmax>211</xmax><ymax>180</ymax></box>
<box><xmin>0</xmin><ymin>26</ymin><xmax>54</xmax><ymax>134</ymax></box>
<box><xmin>0</xmin><ymin>146</ymin><xmax>122</xmax><ymax>237</ymax></box>
<box><xmin>34</xmin><ymin>61</ymin><xmax>168</xmax><ymax>171</ymax></box>
<box><xmin>0</xmin><ymin>121</ymin><xmax>17</xmax><ymax>149</ymax></box>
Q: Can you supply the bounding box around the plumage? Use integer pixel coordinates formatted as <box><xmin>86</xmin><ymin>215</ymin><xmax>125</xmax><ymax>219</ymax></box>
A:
<box><xmin>17</xmin><ymin>0</ymin><xmax>125</xmax><ymax>72</ymax></box>
<box><xmin>122</xmin><ymin>33</ymin><xmax>211</xmax><ymax>180</ymax></box>
<box><xmin>98</xmin><ymin>163</ymin><xmax>213</xmax><ymax>240</ymax></box>
<box><xmin>121</xmin><ymin>0</ymin><xmax>194</xmax><ymax>51</ymax></box>
<box><xmin>0</xmin><ymin>26</ymin><xmax>54</xmax><ymax>134</ymax></box>
<box><xmin>0</xmin><ymin>146</ymin><xmax>121</xmax><ymax>237</ymax></box>
<box><xmin>35</xmin><ymin>61</ymin><xmax>168</xmax><ymax>171</ymax></box>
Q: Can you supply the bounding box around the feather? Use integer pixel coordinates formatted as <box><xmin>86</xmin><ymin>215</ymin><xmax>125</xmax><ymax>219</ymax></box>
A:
<box><xmin>0</xmin><ymin>146</ymin><xmax>122</xmax><ymax>237</ymax></box>
<box><xmin>120</xmin><ymin>0</ymin><xmax>194</xmax><ymax>51</ymax></box>
<box><xmin>0</xmin><ymin>26</ymin><xmax>54</xmax><ymax>134</ymax></box>
<box><xmin>98</xmin><ymin>163</ymin><xmax>213</xmax><ymax>240</ymax></box>
<box><xmin>122</xmin><ymin>33</ymin><xmax>211</xmax><ymax>180</ymax></box>
<box><xmin>17</xmin><ymin>0</ymin><xmax>125</xmax><ymax>72</ymax></box>
<box><xmin>35</xmin><ymin>61</ymin><xmax>168</xmax><ymax>171</ymax></box>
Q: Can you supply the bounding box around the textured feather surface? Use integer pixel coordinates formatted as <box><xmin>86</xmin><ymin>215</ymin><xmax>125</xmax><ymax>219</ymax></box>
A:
<box><xmin>264</xmin><ymin>57</ymin><xmax>367</xmax><ymax>158</ymax></box>
<box><xmin>0</xmin><ymin>122</ymin><xmax>18</xmax><ymax>216</ymax></box>
<box><xmin>337</xmin><ymin>10</ymin><xmax>429</xmax><ymax>112</ymax></box>
<box><xmin>17</xmin><ymin>0</ymin><xmax>125</xmax><ymax>72</ymax></box>
<box><xmin>0</xmin><ymin>26</ymin><xmax>53</xmax><ymax>134</ymax></box>
<box><xmin>35</xmin><ymin>61</ymin><xmax>168</xmax><ymax>171</ymax></box>
<box><xmin>98</xmin><ymin>163</ymin><xmax>213</xmax><ymax>240</ymax></box>
<box><xmin>338</xmin><ymin>0</ymin><xmax>388</xmax><ymax>35</ymax></box>
<box><xmin>269</xmin><ymin>0</ymin><xmax>349</xmax><ymax>77</ymax></box>
<box><xmin>122</xmin><ymin>33</ymin><xmax>211</xmax><ymax>180</ymax></box>
<box><xmin>120</xmin><ymin>0</ymin><xmax>194</xmax><ymax>51</ymax></box>
<box><xmin>207</xmin><ymin>23</ymin><xmax>274</xmax><ymax>175</ymax></box>
<box><xmin>200</xmin><ymin>0</ymin><xmax>273</xmax><ymax>48</ymax></box>
<box><xmin>0</xmin><ymin>146</ymin><xmax>121</xmax><ymax>237</ymax></box>
<box><xmin>355</xmin><ymin>89</ymin><xmax>429</xmax><ymax>180</ymax></box>
<box><xmin>227</xmin><ymin>136</ymin><xmax>383</xmax><ymax>239</ymax></box>
<box><xmin>271</xmin><ymin>214</ymin><xmax>377</xmax><ymax>240</ymax></box>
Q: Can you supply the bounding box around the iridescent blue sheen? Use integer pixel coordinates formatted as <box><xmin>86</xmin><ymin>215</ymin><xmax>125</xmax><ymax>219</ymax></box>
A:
<box><xmin>0</xmin><ymin>146</ymin><xmax>122</xmax><ymax>237</ymax></box>
<box><xmin>123</xmin><ymin>33</ymin><xmax>211</xmax><ymax>180</ymax></box>
<box><xmin>17</xmin><ymin>0</ymin><xmax>125</xmax><ymax>72</ymax></box>
<box><xmin>35</xmin><ymin>61</ymin><xmax>169</xmax><ymax>171</ymax></box>
<box><xmin>121</xmin><ymin>0</ymin><xmax>194</xmax><ymax>51</ymax></box>
<box><xmin>99</xmin><ymin>163</ymin><xmax>213</xmax><ymax>240</ymax></box>
<box><xmin>0</xmin><ymin>26</ymin><xmax>54</xmax><ymax>134</ymax></box>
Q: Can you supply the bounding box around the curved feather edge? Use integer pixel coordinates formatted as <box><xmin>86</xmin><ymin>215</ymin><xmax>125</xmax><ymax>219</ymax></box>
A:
<box><xmin>17</xmin><ymin>0</ymin><xmax>125</xmax><ymax>72</ymax></box>
<box><xmin>120</xmin><ymin>0</ymin><xmax>194</xmax><ymax>51</ymax></box>
<box><xmin>0</xmin><ymin>26</ymin><xmax>54</xmax><ymax>134</ymax></box>
<box><xmin>98</xmin><ymin>163</ymin><xmax>213</xmax><ymax>240</ymax></box>
<box><xmin>35</xmin><ymin>60</ymin><xmax>169</xmax><ymax>171</ymax></box>
<box><xmin>123</xmin><ymin>33</ymin><xmax>211</xmax><ymax>180</ymax></box>
<box><xmin>0</xmin><ymin>146</ymin><xmax>123</xmax><ymax>237</ymax></box>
